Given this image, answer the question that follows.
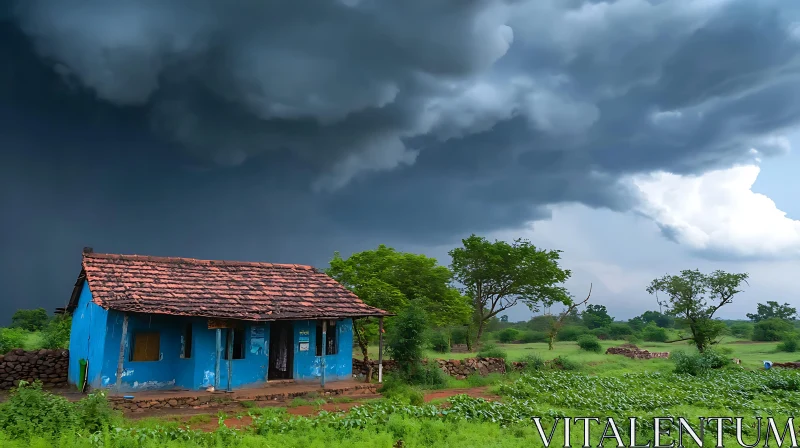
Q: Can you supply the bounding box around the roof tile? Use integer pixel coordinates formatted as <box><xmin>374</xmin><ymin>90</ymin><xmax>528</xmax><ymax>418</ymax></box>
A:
<box><xmin>78</xmin><ymin>252</ymin><xmax>390</xmax><ymax>321</ymax></box>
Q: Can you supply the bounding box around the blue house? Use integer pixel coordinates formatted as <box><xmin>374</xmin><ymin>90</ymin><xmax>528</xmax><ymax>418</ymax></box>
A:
<box><xmin>64</xmin><ymin>248</ymin><xmax>390</xmax><ymax>393</ymax></box>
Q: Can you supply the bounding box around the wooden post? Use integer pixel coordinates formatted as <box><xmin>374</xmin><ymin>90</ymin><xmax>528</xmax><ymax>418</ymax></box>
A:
<box><xmin>321</xmin><ymin>320</ymin><xmax>327</xmax><ymax>388</ymax></box>
<box><xmin>226</xmin><ymin>328</ymin><xmax>233</xmax><ymax>392</ymax></box>
<box><xmin>214</xmin><ymin>329</ymin><xmax>221</xmax><ymax>390</ymax></box>
<box><xmin>378</xmin><ymin>316</ymin><xmax>384</xmax><ymax>384</ymax></box>
<box><xmin>115</xmin><ymin>314</ymin><xmax>129</xmax><ymax>393</ymax></box>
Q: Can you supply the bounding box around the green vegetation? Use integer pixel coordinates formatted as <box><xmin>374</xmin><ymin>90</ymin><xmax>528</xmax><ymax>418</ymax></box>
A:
<box><xmin>575</xmin><ymin>334</ymin><xmax>601</xmax><ymax>353</ymax></box>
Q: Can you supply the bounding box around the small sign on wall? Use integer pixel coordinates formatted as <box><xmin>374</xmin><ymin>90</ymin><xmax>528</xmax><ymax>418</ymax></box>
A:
<box><xmin>299</xmin><ymin>342</ymin><xmax>309</xmax><ymax>352</ymax></box>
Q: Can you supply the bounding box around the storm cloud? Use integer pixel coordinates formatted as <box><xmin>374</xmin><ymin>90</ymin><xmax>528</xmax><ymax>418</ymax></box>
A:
<box><xmin>3</xmin><ymin>0</ymin><xmax>800</xmax><ymax>319</ymax></box>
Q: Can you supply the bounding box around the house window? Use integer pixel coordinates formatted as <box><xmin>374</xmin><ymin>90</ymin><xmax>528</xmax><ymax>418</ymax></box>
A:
<box><xmin>316</xmin><ymin>320</ymin><xmax>338</xmax><ymax>356</ymax></box>
<box><xmin>181</xmin><ymin>324</ymin><xmax>193</xmax><ymax>359</ymax></box>
<box><xmin>130</xmin><ymin>332</ymin><xmax>160</xmax><ymax>362</ymax></box>
<box><xmin>224</xmin><ymin>328</ymin><xmax>245</xmax><ymax>360</ymax></box>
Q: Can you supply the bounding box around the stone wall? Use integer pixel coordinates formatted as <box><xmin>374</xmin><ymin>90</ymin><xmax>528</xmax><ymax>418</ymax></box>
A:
<box><xmin>773</xmin><ymin>362</ymin><xmax>800</xmax><ymax>369</ymax></box>
<box><xmin>605</xmin><ymin>346</ymin><xmax>670</xmax><ymax>359</ymax></box>
<box><xmin>353</xmin><ymin>357</ymin><xmax>507</xmax><ymax>380</ymax></box>
<box><xmin>0</xmin><ymin>349</ymin><xmax>69</xmax><ymax>389</ymax></box>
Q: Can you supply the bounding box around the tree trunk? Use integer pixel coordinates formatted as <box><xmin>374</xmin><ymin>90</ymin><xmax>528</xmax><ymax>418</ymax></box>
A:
<box><xmin>465</xmin><ymin>326</ymin><xmax>473</xmax><ymax>352</ymax></box>
<box><xmin>475</xmin><ymin>321</ymin><xmax>486</xmax><ymax>347</ymax></box>
<box><xmin>548</xmin><ymin>333</ymin><xmax>555</xmax><ymax>350</ymax></box>
<box><xmin>353</xmin><ymin>320</ymin><xmax>370</xmax><ymax>362</ymax></box>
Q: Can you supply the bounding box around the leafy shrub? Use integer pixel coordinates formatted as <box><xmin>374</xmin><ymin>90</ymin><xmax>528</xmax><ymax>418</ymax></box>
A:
<box><xmin>550</xmin><ymin>356</ymin><xmax>580</xmax><ymax>371</ymax></box>
<box><xmin>409</xmin><ymin>362</ymin><xmax>448</xmax><ymax>389</ymax></box>
<box><xmin>556</xmin><ymin>326</ymin><xmax>587</xmax><ymax>341</ymax></box>
<box><xmin>0</xmin><ymin>328</ymin><xmax>27</xmax><ymax>355</ymax></box>
<box><xmin>591</xmin><ymin>327</ymin><xmax>611</xmax><ymax>340</ymax></box>
<box><xmin>429</xmin><ymin>331</ymin><xmax>450</xmax><ymax>354</ymax></box>
<box><xmin>576</xmin><ymin>335</ymin><xmax>602</xmax><ymax>353</ymax></box>
<box><xmin>0</xmin><ymin>381</ymin><xmax>76</xmax><ymax>440</ymax></box>
<box><xmin>519</xmin><ymin>330</ymin><xmax>548</xmax><ymax>343</ymax></box>
<box><xmin>671</xmin><ymin>351</ymin><xmax>707</xmax><ymax>376</ymax></box>
<box><xmin>702</xmin><ymin>348</ymin><xmax>731</xmax><ymax>369</ymax></box>
<box><xmin>386</xmin><ymin>307</ymin><xmax>428</xmax><ymax>380</ymax></box>
<box><xmin>74</xmin><ymin>390</ymin><xmax>119</xmax><ymax>433</ymax></box>
<box><xmin>519</xmin><ymin>353</ymin><xmax>546</xmax><ymax>372</ymax></box>
<box><xmin>477</xmin><ymin>343</ymin><xmax>507</xmax><ymax>359</ymax></box>
<box><xmin>497</xmin><ymin>328</ymin><xmax>520</xmax><ymax>343</ymax></box>
<box><xmin>642</xmin><ymin>324</ymin><xmax>669</xmax><ymax>342</ymax></box>
<box><xmin>671</xmin><ymin>348</ymin><xmax>730</xmax><ymax>376</ymax></box>
<box><xmin>377</xmin><ymin>377</ymin><xmax>425</xmax><ymax>405</ymax></box>
<box><xmin>777</xmin><ymin>333</ymin><xmax>799</xmax><ymax>353</ymax></box>
<box><xmin>608</xmin><ymin>323</ymin><xmax>633</xmax><ymax>339</ymax></box>
<box><xmin>753</xmin><ymin>318</ymin><xmax>794</xmax><ymax>341</ymax></box>
<box><xmin>40</xmin><ymin>316</ymin><xmax>71</xmax><ymax>350</ymax></box>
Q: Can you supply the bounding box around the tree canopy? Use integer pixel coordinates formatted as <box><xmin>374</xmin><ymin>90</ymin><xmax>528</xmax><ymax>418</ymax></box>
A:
<box><xmin>326</xmin><ymin>245</ymin><xmax>471</xmax><ymax>359</ymax></box>
<box><xmin>646</xmin><ymin>269</ymin><xmax>749</xmax><ymax>352</ymax></box>
<box><xmin>582</xmin><ymin>304</ymin><xmax>613</xmax><ymax>329</ymax></box>
<box><xmin>746</xmin><ymin>301</ymin><xmax>797</xmax><ymax>322</ymax></box>
<box><xmin>448</xmin><ymin>234</ymin><xmax>572</xmax><ymax>342</ymax></box>
<box><xmin>10</xmin><ymin>308</ymin><xmax>50</xmax><ymax>332</ymax></box>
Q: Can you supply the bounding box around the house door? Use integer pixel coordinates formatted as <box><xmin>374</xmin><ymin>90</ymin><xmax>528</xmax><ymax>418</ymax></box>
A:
<box><xmin>268</xmin><ymin>322</ymin><xmax>294</xmax><ymax>380</ymax></box>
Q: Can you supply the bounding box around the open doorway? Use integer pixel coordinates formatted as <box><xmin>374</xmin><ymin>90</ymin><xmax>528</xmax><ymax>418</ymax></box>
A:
<box><xmin>268</xmin><ymin>321</ymin><xmax>294</xmax><ymax>380</ymax></box>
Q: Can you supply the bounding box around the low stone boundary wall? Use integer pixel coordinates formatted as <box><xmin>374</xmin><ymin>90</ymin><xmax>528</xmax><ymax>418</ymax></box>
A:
<box><xmin>773</xmin><ymin>362</ymin><xmax>800</xmax><ymax>369</ymax></box>
<box><xmin>605</xmin><ymin>346</ymin><xmax>669</xmax><ymax>359</ymax></box>
<box><xmin>353</xmin><ymin>357</ymin><xmax>507</xmax><ymax>380</ymax></box>
<box><xmin>0</xmin><ymin>349</ymin><xmax>69</xmax><ymax>389</ymax></box>
<box><xmin>110</xmin><ymin>383</ymin><xmax>378</xmax><ymax>413</ymax></box>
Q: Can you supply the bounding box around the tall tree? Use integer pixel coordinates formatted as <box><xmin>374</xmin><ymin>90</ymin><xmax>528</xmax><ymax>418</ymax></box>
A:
<box><xmin>448</xmin><ymin>235</ymin><xmax>572</xmax><ymax>344</ymax></box>
<box><xmin>326</xmin><ymin>245</ymin><xmax>471</xmax><ymax>360</ymax></box>
<box><xmin>582</xmin><ymin>304</ymin><xmax>613</xmax><ymax>329</ymax></box>
<box><xmin>646</xmin><ymin>269</ymin><xmax>749</xmax><ymax>352</ymax></box>
<box><xmin>10</xmin><ymin>308</ymin><xmax>50</xmax><ymax>331</ymax></box>
<box><xmin>746</xmin><ymin>301</ymin><xmax>797</xmax><ymax>322</ymax></box>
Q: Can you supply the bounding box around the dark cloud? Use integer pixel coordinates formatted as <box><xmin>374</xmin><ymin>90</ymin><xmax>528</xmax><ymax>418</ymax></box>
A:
<box><xmin>3</xmin><ymin>0</ymin><xmax>800</xmax><ymax>321</ymax></box>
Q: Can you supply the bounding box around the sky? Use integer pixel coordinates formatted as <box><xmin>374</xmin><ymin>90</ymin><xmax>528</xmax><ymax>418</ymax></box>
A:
<box><xmin>2</xmin><ymin>0</ymin><xmax>800</xmax><ymax>324</ymax></box>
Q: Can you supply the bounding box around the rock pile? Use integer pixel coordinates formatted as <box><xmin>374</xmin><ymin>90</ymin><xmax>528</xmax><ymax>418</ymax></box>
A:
<box><xmin>0</xmin><ymin>349</ymin><xmax>69</xmax><ymax>389</ymax></box>
<box><xmin>605</xmin><ymin>345</ymin><xmax>669</xmax><ymax>360</ymax></box>
<box><xmin>772</xmin><ymin>362</ymin><xmax>800</xmax><ymax>369</ymax></box>
<box><xmin>353</xmin><ymin>357</ymin><xmax>507</xmax><ymax>380</ymax></box>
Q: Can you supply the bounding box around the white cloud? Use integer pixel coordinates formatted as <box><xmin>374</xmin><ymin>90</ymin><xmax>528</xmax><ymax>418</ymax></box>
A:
<box><xmin>631</xmin><ymin>164</ymin><xmax>800</xmax><ymax>258</ymax></box>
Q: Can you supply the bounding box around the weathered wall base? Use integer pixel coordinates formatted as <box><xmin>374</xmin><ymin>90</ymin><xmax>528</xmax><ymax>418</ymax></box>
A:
<box><xmin>0</xmin><ymin>349</ymin><xmax>69</xmax><ymax>390</ymax></box>
<box><xmin>110</xmin><ymin>383</ymin><xmax>378</xmax><ymax>413</ymax></box>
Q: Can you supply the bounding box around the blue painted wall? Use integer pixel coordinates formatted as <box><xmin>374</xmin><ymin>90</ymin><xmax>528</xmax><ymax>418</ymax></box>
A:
<box><xmin>70</xmin><ymin>283</ymin><xmax>353</xmax><ymax>391</ymax></box>
<box><xmin>293</xmin><ymin>319</ymin><xmax>353</xmax><ymax>382</ymax></box>
<box><xmin>67</xmin><ymin>281</ymin><xmax>109</xmax><ymax>389</ymax></box>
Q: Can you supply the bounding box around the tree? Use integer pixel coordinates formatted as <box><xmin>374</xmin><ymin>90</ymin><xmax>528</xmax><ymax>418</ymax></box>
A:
<box><xmin>746</xmin><ymin>301</ymin><xmax>797</xmax><ymax>322</ymax></box>
<box><xmin>582</xmin><ymin>304</ymin><xmax>613</xmax><ymax>329</ymax></box>
<box><xmin>638</xmin><ymin>310</ymin><xmax>675</xmax><ymax>328</ymax></box>
<box><xmin>646</xmin><ymin>269</ymin><xmax>749</xmax><ymax>352</ymax></box>
<box><xmin>499</xmin><ymin>315</ymin><xmax>509</xmax><ymax>323</ymax></box>
<box><xmin>10</xmin><ymin>308</ymin><xmax>50</xmax><ymax>331</ymax></box>
<box><xmin>752</xmin><ymin>318</ymin><xmax>794</xmax><ymax>341</ymax></box>
<box><xmin>449</xmin><ymin>235</ymin><xmax>572</xmax><ymax>344</ymax></box>
<box><xmin>326</xmin><ymin>245</ymin><xmax>471</xmax><ymax>360</ymax></box>
<box><xmin>547</xmin><ymin>285</ymin><xmax>592</xmax><ymax>350</ymax></box>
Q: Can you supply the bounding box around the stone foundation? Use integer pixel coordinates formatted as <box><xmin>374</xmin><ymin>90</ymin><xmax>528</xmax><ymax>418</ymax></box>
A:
<box><xmin>605</xmin><ymin>346</ymin><xmax>669</xmax><ymax>359</ymax></box>
<box><xmin>110</xmin><ymin>383</ymin><xmax>378</xmax><ymax>413</ymax></box>
<box><xmin>353</xmin><ymin>357</ymin><xmax>507</xmax><ymax>380</ymax></box>
<box><xmin>0</xmin><ymin>349</ymin><xmax>69</xmax><ymax>389</ymax></box>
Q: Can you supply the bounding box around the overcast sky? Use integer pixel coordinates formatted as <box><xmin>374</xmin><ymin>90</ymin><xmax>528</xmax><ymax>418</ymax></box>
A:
<box><xmin>2</xmin><ymin>0</ymin><xmax>800</xmax><ymax>324</ymax></box>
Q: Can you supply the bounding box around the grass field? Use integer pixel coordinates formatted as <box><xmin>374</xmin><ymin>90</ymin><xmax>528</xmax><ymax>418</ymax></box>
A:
<box><xmin>367</xmin><ymin>339</ymin><xmax>798</xmax><ymax>374</ymax></box>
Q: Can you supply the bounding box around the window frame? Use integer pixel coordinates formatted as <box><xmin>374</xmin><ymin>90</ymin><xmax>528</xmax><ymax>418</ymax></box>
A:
<box><xmin>315</xmin><ymin>320</ymin><xmax>338</xmax><ymax>356</ymax></box>
<box><xmin>181</xmin><ymin>323</ymin><xmax>193</xmax><ymax>359</ymax></box>
<box><xmin>224</xmin><ymin>327</ymin><xmax>246</xmax><ymax>360</ymax></box>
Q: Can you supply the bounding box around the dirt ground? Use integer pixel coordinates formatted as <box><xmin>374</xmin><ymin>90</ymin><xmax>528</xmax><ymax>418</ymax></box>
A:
<box><xmin>167</xmin><ymin>386</ymin><xmax>498</xmax><ymax>432</ymax></box>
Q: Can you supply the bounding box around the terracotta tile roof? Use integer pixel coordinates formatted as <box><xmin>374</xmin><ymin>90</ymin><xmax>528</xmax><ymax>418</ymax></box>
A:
<box><xmin>72</xmin><ymin>252</ymin><xmax>390</xmax><ymax>321</ymax></box>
